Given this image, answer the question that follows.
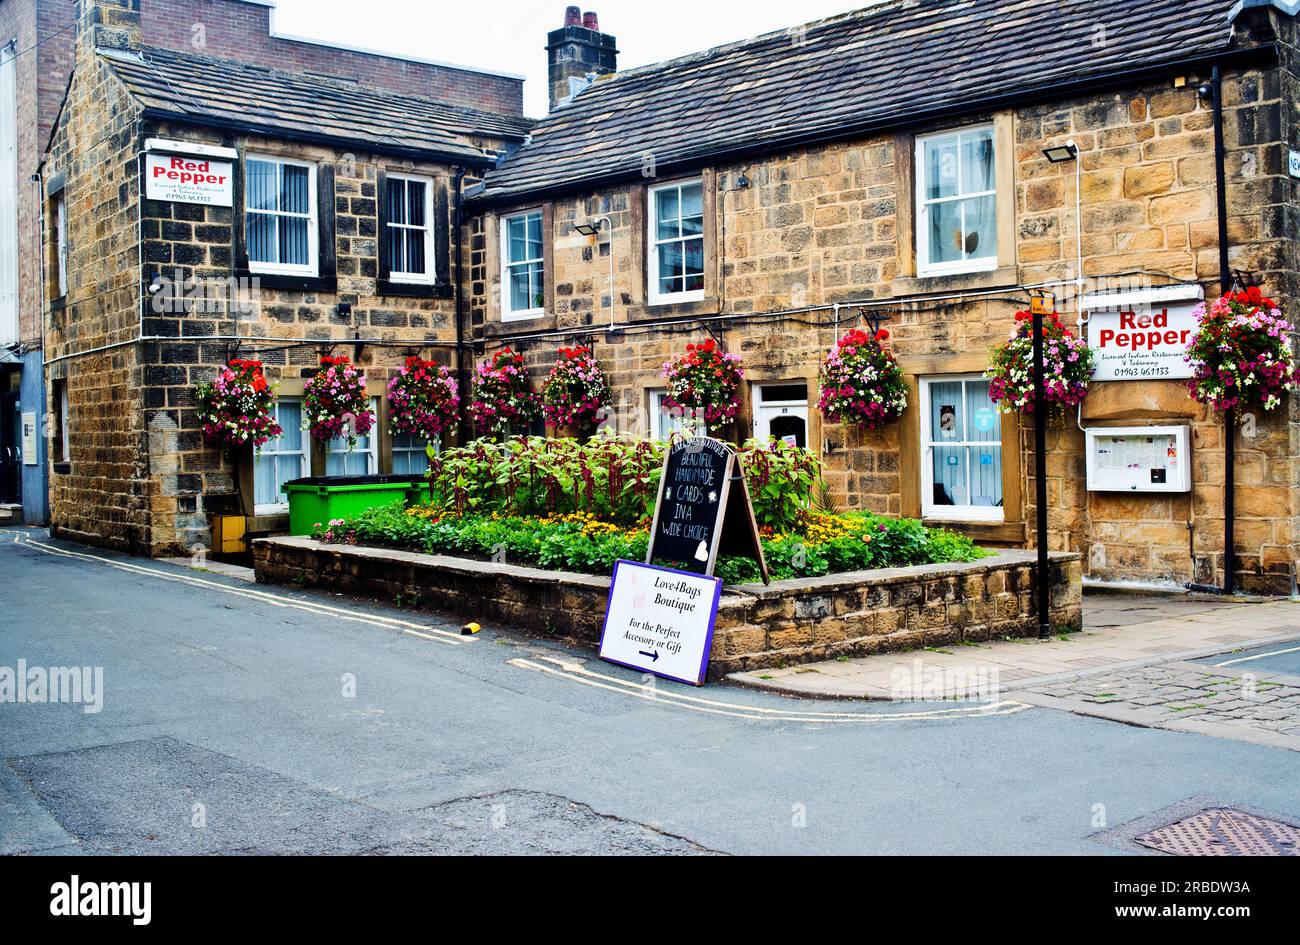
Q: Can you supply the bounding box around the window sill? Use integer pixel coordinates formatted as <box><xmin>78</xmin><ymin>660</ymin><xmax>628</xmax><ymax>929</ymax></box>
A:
<box><xmin>485</xmin><ymin>314</ymin><xmax>554</xmax><ymax>338</ymax></box>
<box><xmin>239</xmin><ymin>271</ymin><xmax>338</xmax><ymax>293</ymax></box>
<box><xmin>923</xmin><ymin>517</ymin><xmax>1026</xmax><ymax>544</ymax></box>
<box><xmin>376</xmin><ymin>279</ymin><xmax>452</xmax><ymax>299</ymax></box>
<box><xmin>893</xmin><ymin>265</ymin><xmax>1018</xmax><ymax>298</ymax></box>
<box><xmin>53</xmin><ymin>462</ymin><xmax>70</xmax><ymax>475</ymax></box>
<box><xmin>626</xmin><ymin>296</ymin><xmax>722</xmax><ymax>322</ymax></box>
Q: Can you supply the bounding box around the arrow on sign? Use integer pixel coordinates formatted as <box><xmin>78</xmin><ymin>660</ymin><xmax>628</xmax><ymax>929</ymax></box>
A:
<box><xmin>638</xmin><ymin>649</ymin><xmax>660</xmax><ymax>663</ymax></box>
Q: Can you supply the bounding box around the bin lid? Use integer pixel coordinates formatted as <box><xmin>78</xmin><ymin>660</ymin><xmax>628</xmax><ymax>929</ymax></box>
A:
<box><xmin>283</xmin><ymin>474</ymin><xmax>426</xmax><ymax>489</ymax></box>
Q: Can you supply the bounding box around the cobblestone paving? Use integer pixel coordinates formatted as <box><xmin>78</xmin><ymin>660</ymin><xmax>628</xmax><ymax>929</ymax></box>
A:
<box><xmin>1017</xmin><ymin>662</ymin><xmax>1300</xmax><ymax>750</ymax></box>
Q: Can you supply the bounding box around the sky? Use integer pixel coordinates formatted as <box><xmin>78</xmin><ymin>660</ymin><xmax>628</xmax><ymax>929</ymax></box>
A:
<box><xmin>269</xmin><ymin>0</ymin><xmax>882</xmax><ymax>118</ymax></box>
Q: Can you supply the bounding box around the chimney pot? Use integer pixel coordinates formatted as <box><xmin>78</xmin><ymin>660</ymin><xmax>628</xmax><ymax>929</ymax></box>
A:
<box><xmin>564</xmin><ymin>6</ymin><xmax>582</xmax><ymax>26</ymax></box>
<box><xmin>583</xmin><ymin>12</ymin><xmax>600</xmax><ymax>31</ymax></box>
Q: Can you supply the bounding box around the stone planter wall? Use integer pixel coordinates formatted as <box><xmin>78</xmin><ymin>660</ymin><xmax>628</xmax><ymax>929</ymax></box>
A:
<box><xmin>253</xmin><ymin>537</ymin><xmax>1083</xmax><ymax>678</ymax></box>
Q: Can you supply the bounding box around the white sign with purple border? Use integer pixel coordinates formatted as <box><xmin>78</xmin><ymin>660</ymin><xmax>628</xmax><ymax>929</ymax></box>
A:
<box><xmin>599</xmin><ymin>560</ymin><xmax>722</xmax><ymax>686</ymax></box>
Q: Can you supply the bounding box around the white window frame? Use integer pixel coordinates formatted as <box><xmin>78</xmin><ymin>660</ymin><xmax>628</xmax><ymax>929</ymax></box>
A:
<box><xmin>391</xmin><ymin>431</ymin><xmax>435</xmax><ymax>475</ymax></box>
<box><xmin>647</xmin><ymin>178</ymin><xmax>706</xmax><ymax>306</ymax></box>
<box><xmin>253</xmin><ymin>396</ymin><xmax>307</xmax><ymax>515</ymax></box>
<box><xmin>920</xmin><ymin>374</ymin><xmax>1004</xmax><ymax>523</ymax></box>
<box><xmin>57</xmin><ymin>380</ymin><xmax>69</xmax><ymax>463</ymax></box>
<box><xmin>915</xmin><ymin>125</ymin><xmax>998</xmax><ymax>278</ymax></box>
<box><xmin>55</xmin><ymin>194</ymin><xmax>68</xmax><ymax>297</ymax></box>
<box><xmin>245</xmin><ymin>154</ymin><xmax>319</xmax><ymax>277</ymax></box>
<box><xmin>500</xmin><ymin>208</ymin><xmax>545</xmax><ymax>321</ymax></box>
<box><xmin>326</xmin><ymin>397</ymin><xmax>379</xmax><ymax>476</ymax></box>
<box><xmin>648</xmin><ymin>387</ymin><xmax>702</xmax><ymax>441</ymax></box>
<box><xmin>385</xmin><ymin>172</ymin><xmax>435</xmax><ymax>285</ymax></box>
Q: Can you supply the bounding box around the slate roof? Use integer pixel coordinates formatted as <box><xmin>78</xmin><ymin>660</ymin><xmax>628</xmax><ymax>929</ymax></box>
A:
<box><xmin>479</xmin><ymin>0</ymin><xmax>1264</xmax><ymax>202</ymax></box>
<box><xmin>103</xmin><ymin>46</ymin><xmax>534</xmax><ymax>165</ymax></box>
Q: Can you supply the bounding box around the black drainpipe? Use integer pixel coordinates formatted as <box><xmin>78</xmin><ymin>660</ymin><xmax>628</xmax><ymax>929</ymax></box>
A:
<box><xmin>1188</xmin><ymin>65</ymin><xmax>1235</xmax><ymax>596</ymax></box>
<box><xmin>452</xmin><ymin>168</ymin><xmax>470</xmax><ymax>440</ymax></box>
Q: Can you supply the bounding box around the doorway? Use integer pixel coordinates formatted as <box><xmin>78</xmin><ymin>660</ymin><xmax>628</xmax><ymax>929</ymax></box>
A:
<box><xmin>752</xmin><ymin>382</ymin><xmax>809</xmax><ymax>449</ymax></box>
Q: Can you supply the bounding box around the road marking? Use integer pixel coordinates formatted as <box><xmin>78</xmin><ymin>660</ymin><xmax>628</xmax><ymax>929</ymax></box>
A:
<box><xmin>1214</xmin><ymin>644</ymin><xmax>1300</xmax><ymax>667</ymax></box>
<box><xmin>507</xmin><ymin>657</ymin><xmax>1032</xmax><ymax>723</ymax></box>
<box><xmin>13</xmin><ymin>534</ymin><xmax>469</xmax><ymax>646</ymax></box>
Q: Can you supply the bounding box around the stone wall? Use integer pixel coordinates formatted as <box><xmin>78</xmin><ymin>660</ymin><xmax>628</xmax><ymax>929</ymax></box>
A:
<box><xmin>252</xmin><ymin>536</ymin><xmax>1083</xmax><ymax>677</ymax></box>
<box><xmin>466</xmin><ymin>11</ymin><xmax>1300</xmax><ymax>593</ymax></box>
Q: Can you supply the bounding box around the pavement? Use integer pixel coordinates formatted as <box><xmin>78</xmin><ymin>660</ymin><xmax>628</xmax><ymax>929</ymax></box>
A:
<box><xmin>3</xmin><ymin>526</ymin><xmax>1300</xmax><ymax>855</ymax></box>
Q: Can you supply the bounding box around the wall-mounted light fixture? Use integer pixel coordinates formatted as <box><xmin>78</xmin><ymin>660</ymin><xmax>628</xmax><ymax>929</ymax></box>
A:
<box><xmin>1042</xmin><ymin>141</ymin><xmax>1079</xmax><ymax>164</ymax></box>
<box><xmin>572</xmin><ymin>221</ymin><xmax>602</xmax><ymax>237</ymax></box>
<box><xmin>573</xmin><ymin>217</ymin><xmax>616</xmax><ymax>332</ymax></box>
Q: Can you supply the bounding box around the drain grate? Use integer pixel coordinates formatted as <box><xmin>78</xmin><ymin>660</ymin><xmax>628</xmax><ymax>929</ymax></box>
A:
<box><xmin>1136</xmin><ymin>808</ymin><xmax>1300</xmax><ymax>856</ymax></box>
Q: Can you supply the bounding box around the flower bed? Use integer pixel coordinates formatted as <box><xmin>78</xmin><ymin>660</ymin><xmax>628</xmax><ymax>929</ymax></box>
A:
<box><xmin>311</xmin><ymin>504</ymin><xmax>989</xmax><ymax>583</ymax></box>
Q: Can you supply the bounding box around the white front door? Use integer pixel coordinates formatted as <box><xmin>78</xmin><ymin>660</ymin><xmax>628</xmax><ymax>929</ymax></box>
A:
<box><xmin>753</xmin><ymin>382</ymin><xmax>809</xmax><ymax>449</ymax></box>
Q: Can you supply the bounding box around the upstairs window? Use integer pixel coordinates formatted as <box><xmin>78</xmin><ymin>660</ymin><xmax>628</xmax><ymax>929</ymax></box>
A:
<box><xmin>916</xmin><ymin>127</ymin><xmax>997</xmax><ymax>277</ymax></box>
<box><xmin>648</xmin><ymin>179</ymin><xmax>704</xmax><ymax>304</ymax></box>
<box><xmin>54</xmin><ymin>194</ymin><xmax>68</xmax><ymax>298</ymax></box>
<box><xmin>385</xmin><ymin>174</ymin><xmax>433</xmax><ymax>283</ymax></box>
<box><xmin>245</xmin><ymin>156</ymin><xmax>318</xmax><ymax>276</ymax></box>
<box><xmin>501</xmin><ymin>209</ymin><xmax>544</xmax><ymax>320</ymax></box>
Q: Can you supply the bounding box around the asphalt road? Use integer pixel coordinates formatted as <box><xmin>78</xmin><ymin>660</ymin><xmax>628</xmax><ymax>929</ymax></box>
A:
<box><xmin>3</xmin><ymin>528</ymin><xmax>1300</xmax><ymax>855</ymax></box>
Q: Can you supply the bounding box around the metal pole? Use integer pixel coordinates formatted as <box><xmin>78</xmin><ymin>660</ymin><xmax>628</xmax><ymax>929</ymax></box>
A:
<box><xmin>1211</xmin><ymin>65</ymin><xmax>1235</xmax><ymax>594</ymax></box>
<box><xmin>1033</xmin><ymin>307</ymin><xmax>1050</xmax><ymax>638</ymax></box>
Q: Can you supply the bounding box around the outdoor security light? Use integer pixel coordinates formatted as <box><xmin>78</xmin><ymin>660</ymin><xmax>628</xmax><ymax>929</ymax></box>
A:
<box><xmin>572</xmin><ymin>221</ymin><xmax>603</xmax><ymax>236</ymax></box>
<box><xmin>1042</xmin><ymin>141</ymin><xmax>1079</xmax><ymax>163</ymax></box>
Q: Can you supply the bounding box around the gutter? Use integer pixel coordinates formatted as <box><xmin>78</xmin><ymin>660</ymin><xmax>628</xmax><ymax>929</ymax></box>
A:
<box><xmin>138</xmin><ymin>108</ymin><xmax>506</xmax><ymax>170</ymax></box>
<box><xmin>469</xmin><ymin>43</ymin><xmax>1280</xmax><ymax>208</ymax></box>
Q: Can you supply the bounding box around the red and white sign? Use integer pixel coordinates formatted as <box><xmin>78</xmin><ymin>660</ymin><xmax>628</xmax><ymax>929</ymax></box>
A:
<box><xmin>1089</xmin><ymin>303</ymin><xmax>1197</xmax><ymax>381</ymax></box>
<box><xmin>145</xmin><ymin>152</ymin><xmax>233</xmax><ymax>207</ymax></box>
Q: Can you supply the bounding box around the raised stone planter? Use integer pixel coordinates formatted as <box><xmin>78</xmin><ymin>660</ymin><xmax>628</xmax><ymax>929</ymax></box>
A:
<box><xmin>253</xmin><ymin>537</ymin><xmax>1082</xmax><ymax>678</ymax></box>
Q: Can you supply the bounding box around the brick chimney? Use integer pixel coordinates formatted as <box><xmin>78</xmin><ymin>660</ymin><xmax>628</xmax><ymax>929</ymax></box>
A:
<box><xmin>546</xmin><ymin>7</ymin><xmax>617</xmax><ymax>110</ymax></box>
<box><xmin>76</xmin><ymin>0</ymin><xmax>142</xmax><ymax>56</ymax></box>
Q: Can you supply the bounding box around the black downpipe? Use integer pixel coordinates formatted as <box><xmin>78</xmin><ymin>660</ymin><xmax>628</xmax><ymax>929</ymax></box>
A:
<box><xmin>1033</xmin><ymin>308</ymin><xmax>1051</xmax><ymax>638</ymax></box>
<box><xmin>1213</xmin><ymin>66</ymin><xmax>1236</xmax><ymax>595</ymax></box>
<box><xmin>452</xmin><ymin>168</ymin><xmax>470</xmax><ymax>442</ymax></box>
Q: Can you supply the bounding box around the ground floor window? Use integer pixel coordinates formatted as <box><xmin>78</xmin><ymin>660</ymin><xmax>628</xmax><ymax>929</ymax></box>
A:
<box><xmin>392</xmin><ymin>432</ymin><xmax>433</xmax><ymax>475</ymax></box>
<box><xmin>253</xmin><ymin>398</ymin><xmax>306</xmax><ymax>514</ymax></box>
<box><xmin>325</xmin><ymin>398</ymin><xmax>379</xmax><ymax>476</ymax></box>
<box><xmin>920</xmin><ymin>375</ymin><xmax>1003</xmax><ymax>522</ymax></box>
<box><xmin>753</xmin><ymin>382</ymin><xmax>808</xmax><ymax>448</ymax></box>
<box><xmin>649</xmin><ymin>387</ymin><xmax>699</xmax><ymax>441</ymax></box>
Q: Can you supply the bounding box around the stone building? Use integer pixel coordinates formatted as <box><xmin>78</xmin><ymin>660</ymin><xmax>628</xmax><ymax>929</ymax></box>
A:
<box><xmin>42</xmin><ymin>0</ymin><xmax>529</xmax><ymax>555</ymax></box>
<box><xmin>467</xmin><ymin>0</ymin><xmax>1300</xmax><ymax>595</ymax></box>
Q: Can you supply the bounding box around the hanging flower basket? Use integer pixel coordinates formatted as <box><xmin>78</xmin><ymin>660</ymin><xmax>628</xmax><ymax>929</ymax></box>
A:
<box><xmin>1186</xmin><ymin>287</ymin><xmax>1297</xmax><ymax>413</ymax></box>
<box><xmin>470</xmin><ymin>347</ymin><xmax>541</xmax><ymax>437</ymax></box>
<box><xmin>817</xmin><ymin>328</ymin><xmax>907</xmax><ymax>430</ymax></box>
<box><xmin>387</xmin><ymin>356</ymin><xmax>460</xmax><ymax>443</ymax></box>
<box><xmin>195</xmin><ymin>359</ymin><xmax>283</xmax><ymax>450</ymax></box>
<box><xmin>542</xmin><ymin>346</ymin><xmax>610</xmax><ymax>434</ymax></box>
<box><xmin>987</xmin><ymin>310</ymin><xmax>1095</xmax><ymax>417</ymax></box>
<box><xmin>661</xmin><ymin>338</ymin><xmax>743</xmax><ymax>431</ymax></box>
<box><xmin>304</xmin><ymin>355</ymin><xmax>375</xmax><ymax>446</ymax></box>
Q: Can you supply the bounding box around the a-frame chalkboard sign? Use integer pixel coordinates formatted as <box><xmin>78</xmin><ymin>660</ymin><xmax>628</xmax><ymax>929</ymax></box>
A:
<box><xmin>646</xmin><ymin>435</ymin><xmax>770</xmax><ymax>584</ymax></box>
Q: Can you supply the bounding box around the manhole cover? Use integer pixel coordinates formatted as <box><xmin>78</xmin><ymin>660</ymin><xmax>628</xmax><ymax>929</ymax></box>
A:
<box><xmin>1136</xmin><ymin>808</ymin><xmax>1300</xmax><ymax>856</ymax></box>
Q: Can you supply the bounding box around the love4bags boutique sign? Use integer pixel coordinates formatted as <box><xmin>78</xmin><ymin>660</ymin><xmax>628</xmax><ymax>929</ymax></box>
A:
<box><xmin>143</xmin><ymin>138</ymin><xmax>235</xmax><ymax>207</ymax></box>
<box><xmin>1084</xmin><ymin>285</ymin><xmax>1203</xmax><ymax>381</ymax></box>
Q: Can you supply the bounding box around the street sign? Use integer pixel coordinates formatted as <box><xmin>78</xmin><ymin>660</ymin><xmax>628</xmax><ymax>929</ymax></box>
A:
<box><xmin>599</xmin><ymin>560</ymin><xmax>722</xmax><ymax>686</ymax></box>
<box><xmin>1289</xmin><ymin>148</ymin><xmax>1300</xmax><ymax>179</ymax></box>
<box><xmin>646</xmin><ymin>435</ymin><xmax>768</xmax><ymax>583</ymax></box>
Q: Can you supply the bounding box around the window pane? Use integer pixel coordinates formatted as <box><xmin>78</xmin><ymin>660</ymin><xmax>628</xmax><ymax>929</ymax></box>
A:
<box><xmin>683</xmin><ymin>236</ymin><xmax>704</xmax><ymax>291</ymax></box>
<box><xmin>507</xmin><ymin>216</ymin><xmax>527</xmax><ymax>264</ymax></box>
<box><xmin>929</xmin><ymin>381</ymin><xmax>965</xmax><ymax>442</ymax></box>
<box><xmin>281</xmin><ymin>164</ymin><xmax>309</xmax><ymax>214</ymax></box>
<box><xmin>927</xmin><ymin>198</ymin><xmax>963</xmax><ymax>265</ymax></box>
<box><xmin>961</xmin><ymin>131</ymin><xmax>995</xmax><ymax>193</ymax></box>
<box><xmin>509</xmin><ymin>265</ymin><xmax>532</xmax><ymax>311</ymax></box>
<box><xmin>247</xmin><ymin>160</ymin><xmax>276</xmax><ymax>211</ymax></box>
<box><xmin>405</xmin><ymin>229</ymin><xmax>426</xmax><ymax>275</ymax></box>
<box><xmin>247</xmin><ymin>211</ymin><xmax>276</xmax><ymax>264</ymax></box>
<box><xmin>965</xmin><ymin>381</ymin><xmax>1000</xmax><ymax>443</ymax></box>
<box><xmin>406</xmin><ymin>181</ymin><xmax>425</xmax><ymax>228</ymax></box>
<box><xmin>525</xmin><ymin>212</ymin><xmax>541</xmax><ymax>254</ymax></box>
<box><xmin>932</xmin><ymin>447</ymin><xmax>967</xmax><ymax>507</ymax></box>
<box><xmin>680</xmin><ymin>183</ymin><xmax>703</xmax><ymax>236</ymax></box>
<box><xmin>386</xmin><ymin>178</ymin><xmax>406</xmax><ymax>226</ymax></box>
<box><xmin>925</xmin><ymin>137</ymin><xmax>959</xmax><ymax>200</ymax></box>
<box><xmin>253</xmin><ymin>454</ymin><xmax>279</xmax><ymax>507</ymax></box>
<box><xmin>387</xmin><ymin>222</ymin><xmax>406</xmax><ymax>273</ymax></box>
<box><xmin>970</xmin><ymin>445</ymin><xmax>1003</xmax><ymax>507</ymax></box>
<box><xmin>279</xmin><ymin>216</ymin><xmax>309</xmax><ymax>266</ymax></box>
<box><xmin>656</xmin><ymin>188</ymin><xmax>680</xmax><ymax>240</ymax></box>
<box><xmin>277</xmin><ymin>402</ymin><xmax>302</xmax><ymax>451</ymax></box>
<box><xmin>962</xmin><ymin>194</ymin><xmax>996</xmax><ymax>261</ymax></box>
